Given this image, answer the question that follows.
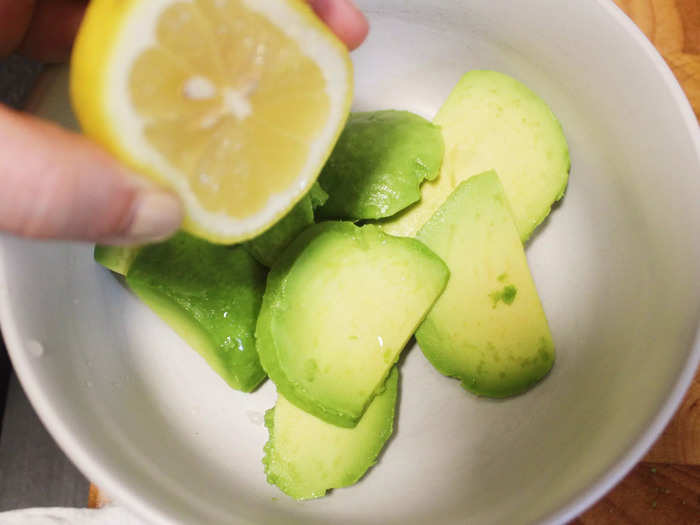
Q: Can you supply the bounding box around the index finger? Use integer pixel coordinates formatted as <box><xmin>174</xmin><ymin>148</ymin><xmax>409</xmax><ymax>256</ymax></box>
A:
<box><xmin>308</xmin><ymin>0</ymin><xmax>369</xmax><ymax>50</ymax></box>
<box><xmin>10</xmin><ymin>0</ymin><xmax>366</xmax><ymax>64</ymax></box>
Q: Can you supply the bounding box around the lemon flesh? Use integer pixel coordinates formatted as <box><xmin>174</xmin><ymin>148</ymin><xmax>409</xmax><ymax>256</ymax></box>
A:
<box><xmin>71</xmin><ymin>0</ymin><xmax>353</xmax><ymax>243</ymax></box>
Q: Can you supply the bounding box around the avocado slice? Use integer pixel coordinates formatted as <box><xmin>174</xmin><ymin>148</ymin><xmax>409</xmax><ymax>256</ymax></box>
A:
<box><xmin>94</xmin><ymin>244</ymin><xmax>141</xmax><ymax>275</ymax></box>
<box><xmin>381</xmin><ymin>70</ymin><xmax>570</xmax><ymax>242</ymax></box>
<box><xmin>245</xmin><ymin>182</ymin><xmax>328</xmax><ymax>267</ymax></box>
<box><xmin>126</xmin><ymin>232</ymin><xmax>267</xmax><ymax>392</ymax></box>
<box><xmin>244</xmin><ymin>196</ymin><xmax>314</xmax><ymax>267</ymax></box>
<box><xmin>263</xmin><ymin>367</ymin><xmax>398</xmax><ymax>500</ymax></box>
<box><xmin>317</xmin><ymin>110</ymin><xmax>444</xmax><ymax>220</ymax></box>
<box><xmin>415</xmin><ymin>171</ymin><xmax>554</xmax><ymax>397</ymax></box>
<box><xmin>256</xmin><ymin>222</ymin><xmax>448</xmax><ymax>427</ymax></box>
<box><xmin>308</xmin><ymin>180</ymin><xmax>329</xmax><ymax>209</ymax></box>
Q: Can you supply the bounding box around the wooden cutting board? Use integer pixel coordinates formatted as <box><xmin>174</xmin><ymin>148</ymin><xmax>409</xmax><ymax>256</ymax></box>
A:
<box><xmin>89</xmin><ymin>0</ymin><xmax>700</xmax><ymax>521</ymax></box>
<box><xmin>614</xmin><ymin>0</ymin><xmax>699</xmax><ymax>121</ymax></box>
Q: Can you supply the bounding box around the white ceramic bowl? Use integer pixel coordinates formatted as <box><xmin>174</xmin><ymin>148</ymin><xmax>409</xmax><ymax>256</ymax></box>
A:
<box><xmin>2</xmin><ymin>1</ymin><xmax>699</xmax><ymax>523</ymax></box>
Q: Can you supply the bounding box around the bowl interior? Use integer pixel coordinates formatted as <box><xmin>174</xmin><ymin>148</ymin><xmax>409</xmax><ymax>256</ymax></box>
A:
<box><xmin>2</xmin><ymin>1</ymin><xmax>700</xmax><ymax>524</ymax></box>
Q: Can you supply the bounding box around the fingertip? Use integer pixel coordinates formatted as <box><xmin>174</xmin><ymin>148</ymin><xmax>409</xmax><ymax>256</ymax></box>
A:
<box><xmin>309</xmin><ymin>0</ymin><xmax>369</xmax><ymax>51</ymax></box>
<box><xmin>342</xmin><ymin>9</ymin><xmax>369</xmax><ymax>51</ymax></box>
<box><xmin>104</xmin><ymin>188</ymin><xmax>184</xmax><ymax>245</ymax></box>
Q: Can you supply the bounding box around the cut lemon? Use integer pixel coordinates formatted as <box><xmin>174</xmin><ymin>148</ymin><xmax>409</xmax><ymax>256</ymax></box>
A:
<box><xmin>70</xmin><ymin>0</ymin><xmax>353</xmax><ymax>243</ymax></box>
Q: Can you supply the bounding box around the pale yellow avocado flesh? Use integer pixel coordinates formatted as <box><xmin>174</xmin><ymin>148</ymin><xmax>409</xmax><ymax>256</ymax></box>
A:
<box><xmin>256</xmin><ymin>222</ymin><xmax>448</xmax><ymax>427</ymax></box>
<box><xmin>381</xmin><ymin>70</ymin><xmax>569</xmax><ymax>242</ymax></box>
<box><xmin>415</xmin><ymin>171</ymin><xmax>555</xmax><ymax>397</ymax></box>
<box><xmin>263</xmin><ymin>368</ymin><xmax>398</xmax><ymax>499</ymax></box>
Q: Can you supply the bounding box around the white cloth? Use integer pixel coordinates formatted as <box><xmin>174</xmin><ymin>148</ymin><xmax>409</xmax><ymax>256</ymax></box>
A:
<box><xmin>0</xmin><ymin>505</ymin><xmax>144</xmax><ymax>524</ymax></box>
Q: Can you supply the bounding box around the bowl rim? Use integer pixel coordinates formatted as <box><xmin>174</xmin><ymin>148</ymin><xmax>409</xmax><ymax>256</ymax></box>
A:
<box><xmin>1</xmin><ymin>0</ymin><xmax>700</xmax><ymax>523</ymax></box>
<box><xmin>536</xmin><ymin>0</ymin><xmax>700</xmax><ymax>522</ymax></box>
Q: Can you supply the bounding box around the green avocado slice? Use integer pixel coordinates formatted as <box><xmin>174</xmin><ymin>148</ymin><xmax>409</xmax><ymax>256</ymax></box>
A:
<box><xmin>245</xmin><ymin>182</ymin><xmax>328</xmax><ymax>267</ymax></box>
<box><xmin>317</xmin><ymin>110</ymin><xmax>443</xmax><ymax>220</ymax></box>
<box><xmin>263</xmin><ymin>367</ymin><xmax>398</xmax><ymax>500</ymax></box>
<box><xmin>244</xmin><ymin>196</ymin><xmax>314</xmax><ymax>267</ymax></box>
<box><xmin>126</xmin><ymin>232</ymin><xmax>267</xmax><ymax>392</ymax></box>
<box><xmin>308</xmin><ymin>181</ymin><xmax>329</xmax><ymax>210</ymax></box>
<box><xmin>256</xmin><ymin>222</ymin><xmax>448</xmax><ymax>427</ymax></box>
<box><xmin>416</xmin><ymin>171</ymin><xmax>555</xmax><ymax>397</ymax></box>
<box><xmin>381</xmin><ymin>70</ymin><xmax>570</xmax><ymax>242</ymax></box>
<box><xmin>94</xmin><ymin>244</ymin><xmax>141</xmax><ymax>275</ymax></box>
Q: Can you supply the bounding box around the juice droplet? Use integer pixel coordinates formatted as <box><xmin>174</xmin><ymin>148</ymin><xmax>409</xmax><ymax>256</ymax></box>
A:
<box><xmin>26</xmin><ymin>339</ymin><xmax>44</xmax><ymax>357</ymax></box>
<box><xmin>246</xmin><ymin>410</ymin><xmax>264</xmax><ymax>426</ymax></box>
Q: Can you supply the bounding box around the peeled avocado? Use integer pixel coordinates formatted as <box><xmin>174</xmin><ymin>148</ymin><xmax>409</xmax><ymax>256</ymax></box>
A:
<box><xmin>245</xmin><ymin>182</ymin><xmax>329</xmax><ymax>267</ymax></box>
<box><xmin>256</xmin><ymin>221</ymin><xmax>448</xmax><ymax>427</ymax></box>
<box><xmin>415</xmin><ymin>171</ymin><xmax>554</xmax><ymax>397</ymax></box>
<box><xmin>244</xmin><ymin>196</ymin><xmax>314</xmax><ymax>267</ymax></box>
<box><xmin>94</xmin><ymin>244</ymin><xmax>141</xmax><ymax>275</ymax></box>
<box><xmin>263</xmin><ymin>367</ymin><xmax>398</xmax><ymax>500</ymax></box>
<box><xmin>317</xmin><ymin>110</ymin><xmax>444</xmax><ymax>220</ymax></box>
<box><xmin>308</xmin><ymin>181</ymin><xmax>329</xmax><ymax>209</ymax></box>
<box><xmin>127</xmin><ymin>233</ymin><xmax>267</xmax><ymax>392</ymax></box>
<box><xmin>381</xmin><ymin>70</ymin><xmax>570</xmax><ymax>241</ymax></box>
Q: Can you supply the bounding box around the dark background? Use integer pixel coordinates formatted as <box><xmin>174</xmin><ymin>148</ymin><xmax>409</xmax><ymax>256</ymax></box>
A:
<box><xmin>0</xmin><ymin>56</ymin><xmax>90</xmax><ymax>510</ymax></box>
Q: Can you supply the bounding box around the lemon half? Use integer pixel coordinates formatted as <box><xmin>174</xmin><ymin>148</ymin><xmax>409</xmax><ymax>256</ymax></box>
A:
<box><xmin>71</xmin><ymin>0</ymin><xmax>353</xmax><ymax>243</ymax></box>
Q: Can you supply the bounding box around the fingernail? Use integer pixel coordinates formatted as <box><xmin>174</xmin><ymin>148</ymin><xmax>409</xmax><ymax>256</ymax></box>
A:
<box><xmin>122</xmin><ymin>190</ymin><xmax>183</xmax><ymax>243</ymax></box>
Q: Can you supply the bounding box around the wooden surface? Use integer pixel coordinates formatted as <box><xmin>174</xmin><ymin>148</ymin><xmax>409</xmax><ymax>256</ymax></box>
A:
<box><xmin>614</xmin><ymin>0</ymin><xmax>700</xmax><ymax>119</ymax></box>
<box><xmin>85</xmin><ymin>0</ymin><xmax>700</xmax><ymax>520</ymax></box>
<box><xmin>573</xmin><ymin>376</ymin><xmax>700</xmax><ymax>523</ymax></box>
<box><xmin>572</xmin><ymin>3</ymin><xmax>700</xmax><ymax>522</ymax></box>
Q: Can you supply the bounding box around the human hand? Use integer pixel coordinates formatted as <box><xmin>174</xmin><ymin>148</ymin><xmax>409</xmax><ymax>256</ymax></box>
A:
<box><xmin>0</xmin><ymin>0</ymin><xmax>368</xmax><ymax>244</ymax></box>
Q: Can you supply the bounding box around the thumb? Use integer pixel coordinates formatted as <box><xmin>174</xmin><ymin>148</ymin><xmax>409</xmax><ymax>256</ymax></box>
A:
<box><xmin>0</xmin><ymin>105</ymin><xmax>183</xmax><ymax>244</ymax></box>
